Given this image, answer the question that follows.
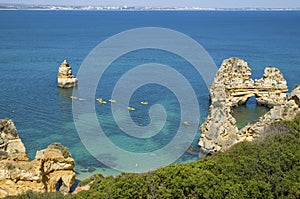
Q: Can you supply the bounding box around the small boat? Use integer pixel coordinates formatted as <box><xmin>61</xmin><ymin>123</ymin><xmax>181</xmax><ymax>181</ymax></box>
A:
<box><xmin>140</xmin><ymin>101</ymin><xmax>149</xmax><ymax>105</ymax></box>
<box><xmin>128</xmin><ymin>107</ymin><xmax>136</xmax><ymax>111</ymax></box>
<box><xmin>96</xmin><ymin>98</ymin><xmax>107</xmax><ymax>104</ymax></box>
<box><xmin>108</xmin><ymin>99</ymin><xmax>117</xmax><ymax>103</ymax></box>
<box><xmin>183</xmin><ymin>121</ymin><xmax>190</xmax><ymax>126</ymax></box>
<box><xmin>70</xmin><ymin>96</ymin><xmax>77</xmax><ymax>99</ymax></box>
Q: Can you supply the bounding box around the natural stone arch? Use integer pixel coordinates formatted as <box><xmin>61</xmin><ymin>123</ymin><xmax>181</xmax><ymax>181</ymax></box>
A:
<box><xmin>55</xmin><ymin>177</ymin><xmax>63</xmax><ymax>191</ymax></box>
<box><xmin>199</xmin><ymin>57</ymin><xmax>298</xmax><ymax>154</ymax></box>
<box><xmin>232</xmin><ymin>96</ymin><xmax>270</xmax><ymax>130</ymax></box>
<box><xmin>50</xmin><ymin>171</ymin><xmax>75</xmax><ymax>193</ymax></box>
<box><xmin>0</xmin><ymin>123</ymin><xmax>76</xmax><ymax>198</ymax></box>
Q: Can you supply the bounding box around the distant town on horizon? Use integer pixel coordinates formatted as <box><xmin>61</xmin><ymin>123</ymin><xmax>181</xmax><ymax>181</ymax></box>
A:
<box><xmin>1</xmin><ymin>3</ymin><xmax>300</xmax><ymax>11</ymax></box>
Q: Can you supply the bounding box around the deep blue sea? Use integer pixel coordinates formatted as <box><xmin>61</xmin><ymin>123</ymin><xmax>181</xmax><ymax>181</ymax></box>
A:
<box><xmin>0</xmin><ymin>10</ymin><xmax>299</xmax><ymax>179</ymax></box>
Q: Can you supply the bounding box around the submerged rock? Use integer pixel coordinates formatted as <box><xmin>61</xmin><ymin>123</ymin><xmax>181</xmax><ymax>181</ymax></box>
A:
<box><xmin>57</xmin><ymin>60</ymin><xmax>78</xmax><ymax>88</ymax></box>
<box><xmin>0</xmin><ymin>119</ymin><xmax>75</xmax><ymax>198</ymax></box>
<box><xmin>199</xmin><ymin>57</ymin><xmax>299</xmax><ymax>154</ymax></box>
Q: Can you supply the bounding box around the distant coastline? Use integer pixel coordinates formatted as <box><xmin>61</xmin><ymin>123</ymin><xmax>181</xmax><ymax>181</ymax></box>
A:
<box><xmin>1</xmin><ymin>4</ymin><xmax>300</xmax><ymax>11</ymax></box>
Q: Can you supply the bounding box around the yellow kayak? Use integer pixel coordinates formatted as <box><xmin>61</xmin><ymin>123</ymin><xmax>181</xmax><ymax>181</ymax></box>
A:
<box><xmin>70</xmin><ymin>96</ymin><xmax>77</xmax><ymax>99</ymax></box>
<box><xmin>108</xmin><ymin>99</ymin><xmax>117</xmax><ymax>103</ymax></box>
<box><xmin>128</xmin><ymin>107</ymin><xmax>136</xmax><ymax>111</ymax></box>
<box><xmin>140</xmin><ymin>101</ymin><xmax>149</xmax><ymax>105</ymax></box>
<box><xmin>96</xmin><ymin>98</ymin><xmax>107</xmax><ymax>104</ymax></box>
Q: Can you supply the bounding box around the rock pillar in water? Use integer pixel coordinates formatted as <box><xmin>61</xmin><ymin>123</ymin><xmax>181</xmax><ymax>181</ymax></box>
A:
<box><xmin>57</xmin><ymin>60</ymin><xmax>78</xmax><ymax>88</ymax></box>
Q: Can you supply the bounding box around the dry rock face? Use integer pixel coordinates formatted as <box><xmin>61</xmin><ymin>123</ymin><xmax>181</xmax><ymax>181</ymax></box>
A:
<box><xmin>255</xmin><ymin>67</ymin><xmax>288</xmax><ymax>107</ymax></box>
<box><xmin>289</xmin><ymin>85</ymin><xmax>300</xmax><ymax>106</ymax></box>
<box><xmin>57</xmin><ymin>60</ymin><xmax>78</xmax><ymax>88</ymax></box>
<box><xmin>0</xmin><ymin>119</ymin><xmax>75</xmax><ymax>197</ymax></box>
<box><xmin>199</xmin><ymin>57</ymin><xmax>299</xmax><ymax>154</ymax></box>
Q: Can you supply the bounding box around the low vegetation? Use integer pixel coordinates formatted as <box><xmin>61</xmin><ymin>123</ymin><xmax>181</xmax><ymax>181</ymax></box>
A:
<box><xmin>49</xmin><ymin>143</ymin><xmax>71</xmax><ymax>158</ymax></box>
<box><xmin>7</xmin><ymin>116</ymin><xmax>300</xmax><ymax>199</ymax></box>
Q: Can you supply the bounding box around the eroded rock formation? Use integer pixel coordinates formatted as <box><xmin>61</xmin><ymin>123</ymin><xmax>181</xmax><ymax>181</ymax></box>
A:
<box><xmin>199</xmin><ymin>57</ymin><xmax>300</xmax><ymax>153</ymax></box>
<box><xmin>0</xmin><ymin>119</ymin><xmax>75</xmax><ymax>197</ymax></box>
<box><xmin>57</xmin><ymin>60</ymin><xmax>78</xmax><ymax>88</ymax></box>
<box><xmin>255</xmin><ymin>67</ymin><xmax>288</xmax><ymax>107</ymax></box>
<box><xmin>289</xmin><ymin>85</ymin><xmax>300</xmax><ymax>106</ymax></box>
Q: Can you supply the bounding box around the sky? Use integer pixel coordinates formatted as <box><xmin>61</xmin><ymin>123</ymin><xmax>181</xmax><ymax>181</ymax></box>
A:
<box><xmin>0</xmin><ymin>0</ymin><xmax>300</xmax><ymax>8</ymax></box>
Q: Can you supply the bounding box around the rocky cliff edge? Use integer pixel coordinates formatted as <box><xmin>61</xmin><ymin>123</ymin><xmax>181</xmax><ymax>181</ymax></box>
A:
<box><xmin>0</xmin><ymin>119</ymin><xmax>75</xmax><ymax>197</ymax></box>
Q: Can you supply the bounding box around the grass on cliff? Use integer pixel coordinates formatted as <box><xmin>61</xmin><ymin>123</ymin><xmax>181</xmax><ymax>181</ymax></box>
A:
<box><xmin>8</xmin><ymin>116</ymin><xmax>300</xmax><ymax>199</ymax></box>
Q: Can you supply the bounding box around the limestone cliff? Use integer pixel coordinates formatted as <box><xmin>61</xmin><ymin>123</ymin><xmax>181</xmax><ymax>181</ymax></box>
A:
<box><xmin>199</xmin><ymin>57</ymin><xmax>299</xmax><ymax>154</ymax></box>
<box><xmin>255</xmin><ymin>67</ymin><xmax>288</xmax><ymax>107</ymax></box>
<box><xmin>289</xmin><ymin>85</ymin><xmax>300</xmax><ymax>106</ymax></box>
<box><xmin>57</xmin><ymin>60</ymin><xmax>78</xmax><ymax>88</ymax></box>
<box><xmin>0</xmin><ymin>119</ymin><xmax>75</xmax><ymax>198</ymax></box>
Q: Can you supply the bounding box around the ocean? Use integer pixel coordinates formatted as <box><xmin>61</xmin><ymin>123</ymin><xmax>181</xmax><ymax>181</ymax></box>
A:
<box><xmin>0</xmin><ymin>10</ymin><xmax>299</xmax><ymax>180</ymax></box>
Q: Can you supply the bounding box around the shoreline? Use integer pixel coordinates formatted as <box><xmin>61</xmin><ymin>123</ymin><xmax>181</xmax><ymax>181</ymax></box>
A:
<box><xmin>1</xmin><ymin>7</ymin><xmax>300</xmax><ymax>11</ymax></box>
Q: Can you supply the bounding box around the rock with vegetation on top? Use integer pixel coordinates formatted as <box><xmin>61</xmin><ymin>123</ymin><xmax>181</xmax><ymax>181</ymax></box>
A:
<box><xmin>199</xmin><ymin>57</ymin><xmax>299</xmax><ymax>154</ymax></box>
<box><xmin>0</xmin><ymin>119</ymin><xmax>75</xmax><ymax>198</ymax></box>
<box><xmin>57</xmin><ymin>60</ymin><xmax>78</xmax><ymax>88</ymax></box>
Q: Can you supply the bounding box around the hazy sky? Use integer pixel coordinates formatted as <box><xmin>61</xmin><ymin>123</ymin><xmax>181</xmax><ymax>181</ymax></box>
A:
<box><xmin>1</xmin><ymin>0</ymin><xmax>300</xmax><ymax>8</ymax></box>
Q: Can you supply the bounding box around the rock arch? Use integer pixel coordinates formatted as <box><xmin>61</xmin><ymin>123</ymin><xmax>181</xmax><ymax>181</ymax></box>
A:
<box><xmin>0</xmin><ymin>120</ymin><xmax>76</xmax><ymax>197</ymax></box>
<box><xmin>199</xmin><ymin>57</ymin><xmax>299</xmax><ymax>153</ymax></box>
<box><xmin>56</xmin><ymin>178</ymin><xmax>63</xmax><ymax>191</ymax></box>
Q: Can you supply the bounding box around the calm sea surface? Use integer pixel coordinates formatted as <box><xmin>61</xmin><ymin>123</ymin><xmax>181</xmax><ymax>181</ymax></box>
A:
<box><xmin>0</xmin><ymin>10</ymin><xmax>299</xmax><ymax>179</ymax></box>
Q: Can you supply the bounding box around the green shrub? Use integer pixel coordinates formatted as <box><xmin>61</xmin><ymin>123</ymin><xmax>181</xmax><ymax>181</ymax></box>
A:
<box><xmin>78</xmin><ymin>173</ymin><xmax>104</xmax><ymax>187</ymax></box>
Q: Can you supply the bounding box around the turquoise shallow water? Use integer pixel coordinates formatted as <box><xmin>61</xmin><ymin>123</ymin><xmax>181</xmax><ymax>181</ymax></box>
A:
<box><xmin>232</xmin><ymin>97</ymin><xmax>270</xmax><ymax>129</ymax></box>
<box><xmin>0</xmin><ymin>10</ymin><xmax>299</xmax><ymax>179</ymax></box>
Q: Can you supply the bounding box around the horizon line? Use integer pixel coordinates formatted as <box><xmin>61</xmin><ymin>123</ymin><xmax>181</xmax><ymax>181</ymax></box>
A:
<box><xmin>1</xmin><ymin>4</ymin><xmax>300</xmax><ymax>11</ymax></box>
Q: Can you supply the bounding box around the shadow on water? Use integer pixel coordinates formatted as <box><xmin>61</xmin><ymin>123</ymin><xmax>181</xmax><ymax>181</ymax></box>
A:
<box><xmin>232</xmin><ymin>96</ymin><xmax>270</xmax><ymax>129</ymax></box>
<box><xmin>58</xmin><ymin>87</ymin><xmax>74</xmax><ymax>106</ymax></box>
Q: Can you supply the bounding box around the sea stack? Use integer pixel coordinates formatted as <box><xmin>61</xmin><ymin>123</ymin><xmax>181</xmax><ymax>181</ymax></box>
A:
<box><xmin>57</xmin><ymin>60</ymin><xmax>78</xmax><ymax>88</ymax></box>
<box><xmin>199</xmin><ymin>57</ymin><xmax>300</xmax><ymax>154</ymax></box>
